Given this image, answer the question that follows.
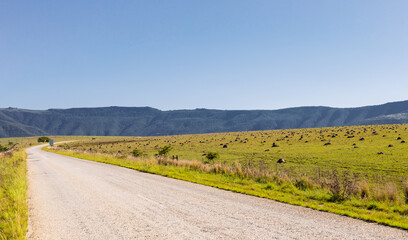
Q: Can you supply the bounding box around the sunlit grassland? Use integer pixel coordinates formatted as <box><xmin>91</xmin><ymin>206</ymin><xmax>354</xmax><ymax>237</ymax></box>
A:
<box><xmin>62</xmin><ymin>124</ymin><xmax>408</xmax><ymax>181</ymax></box>
<box><xmin>48</xmin><ymin>124</ymin><xmax>408</xmax><ymax>229</ymax></box>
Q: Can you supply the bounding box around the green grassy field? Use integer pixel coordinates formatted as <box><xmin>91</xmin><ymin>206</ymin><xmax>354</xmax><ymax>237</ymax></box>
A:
<box><xmin>48</xmin><ymin>124</ymin><xmax>408</xmax><ymax>229</ymax></box>
<box><xmin>61</xmin><ymin>124</ymin><xmax>408</xmax><ymax>182</ymax></box>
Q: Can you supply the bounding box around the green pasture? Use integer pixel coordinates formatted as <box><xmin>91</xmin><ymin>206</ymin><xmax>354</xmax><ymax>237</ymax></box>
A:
<box><xmin>66</xmin><ymin>124</ymin><xmax>408</xmax><ymax>183</ymax></box>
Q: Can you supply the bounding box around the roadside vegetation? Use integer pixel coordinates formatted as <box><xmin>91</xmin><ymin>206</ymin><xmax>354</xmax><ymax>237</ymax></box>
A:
<box><xmin>37</xmin><ymin>136</ymin><xmax>50</xmax><ymax>143</ymax></box>
<box><xmin>0</xmin><ymin>149</ymin><xmax>27</xmax><ymax>240</ymax></box>
<box><xmin>0</xmin><ymin>137</ymin><xmax>42</xmax><ymax>239</ymax></box>
<box><xmin>47</xmin><ymin>124</ymin><xmax>408</xmax><ymax>229</ymax></box>
<box><xmin>0</xmin><ymin>136</ymin><xmax>100</xmax><ymax>239</ymax></box>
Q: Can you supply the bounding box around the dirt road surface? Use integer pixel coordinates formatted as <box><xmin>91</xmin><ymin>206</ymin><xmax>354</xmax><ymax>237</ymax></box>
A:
<box><xmin>27</xmin><ymin>145</ymin><xmax>408</xmax><ymax>239</ymax></box>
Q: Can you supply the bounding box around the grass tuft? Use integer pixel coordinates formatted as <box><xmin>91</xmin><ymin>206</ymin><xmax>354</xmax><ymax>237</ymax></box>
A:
<box><xmin>358</xmin><ymin>180</ymin><xmax>370</xmax><ymax>199</ymax></box>
<box><xmin>403</xmin><ymin>181</ymin><xmax>408</xmax><ymax>204</ymax></box>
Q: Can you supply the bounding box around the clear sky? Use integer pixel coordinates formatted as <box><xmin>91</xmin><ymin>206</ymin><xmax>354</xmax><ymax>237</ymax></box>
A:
<box><xmin>1</xmin><ymin>1</ymin><xmax>407</xmax><ymax>110</ymax></box>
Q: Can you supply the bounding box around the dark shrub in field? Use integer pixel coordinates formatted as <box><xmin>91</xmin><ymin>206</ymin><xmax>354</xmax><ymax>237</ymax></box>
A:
<box><xmin>38</xmin><ymin>136</ymin><xmax>50</xmax><ymax>143</ymax></box>
<box><xmin>157</xmin><ymin>145</ymin><xmax>172</xmax><ymax>156</ymax></box>
<box><xmin>204</xmin><ymin>152</ymin><xmax>219</xmax><ymax>164</ymax></box>
<box><xmin>132</xmin><ymin>149</ymin><xmax>143</xmax><ymax>157</ymax></box>
<box><xmin>0</xmin><ymin>144</ymin><xmax>7</xmax><ymax>151</ymax></box>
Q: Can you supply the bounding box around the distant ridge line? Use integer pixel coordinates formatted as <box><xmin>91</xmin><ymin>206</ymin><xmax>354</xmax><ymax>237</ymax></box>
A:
<box><xmin>1</xmin><ymin>100</ymin><xmax>408</xmax><ymax>138</ymax></box>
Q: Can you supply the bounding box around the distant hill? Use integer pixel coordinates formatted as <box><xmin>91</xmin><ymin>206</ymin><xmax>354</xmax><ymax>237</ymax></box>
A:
<box><xmin>1</xmin><ymin>100</ymin><xmax>408</xmax><ymax>138</ymax></box>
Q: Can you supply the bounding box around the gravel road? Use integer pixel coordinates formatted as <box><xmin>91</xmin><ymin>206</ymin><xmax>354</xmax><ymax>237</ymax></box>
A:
<box><xmin>27</xmin><ymin>145</ymin><xmax>408</xmax><ymax>239</ymax></box>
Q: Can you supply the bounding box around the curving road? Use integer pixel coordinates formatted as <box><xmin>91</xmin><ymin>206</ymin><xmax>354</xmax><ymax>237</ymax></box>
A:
<box><xmin>27</xmin><ymin>145</ymin><xmax>408</xmax><ymax>239</ymax></box>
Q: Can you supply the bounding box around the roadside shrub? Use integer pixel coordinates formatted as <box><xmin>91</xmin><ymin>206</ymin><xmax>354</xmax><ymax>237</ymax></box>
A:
<box><xmin>132</xmin><ymin>149</ymin><xmax>143</xmax><ymax>157</ymax></box>
<box><xmin>0</xmin><ymin>144</ymin><xmax>7</xmax><ymax>152</ymax></box>
<box><xmin>37</xmin><ymin>136</ymin><xmax>50</xmax><ymax>143</ymax></box>
<box><xmin>61</xmin><ymin>144</ymin><xmax>70</xmax><ymax>150</ymax></box>
<box><xmin>328</xmin><ymin>170</ymin><xmax>358</xmax><ymax>202</ymax></box>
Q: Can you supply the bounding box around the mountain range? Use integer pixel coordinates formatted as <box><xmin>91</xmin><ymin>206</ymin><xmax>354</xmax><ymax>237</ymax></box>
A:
<box><xmin>1</xmin><ymin>100</ymin><xmax>408</xmax><ymax>138</ymax></box>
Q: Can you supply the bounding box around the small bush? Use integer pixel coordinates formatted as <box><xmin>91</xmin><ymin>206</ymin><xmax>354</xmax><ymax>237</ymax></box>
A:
<box><xmin>204</xmin><ymin>151</ymin><xmax>219</xmax><ymax>164</ymax></box>
<box><xmin>328</xmin><ymin>170</ymin><xmax>358</xmax><ymax>202</ymax></box>
<box><xmin>37</xmin><ymin>136</ymin><xmax>50</xmax><ymax>143</ymax></box>
<box><xmin>61</xmin><ymin>144</ymin><xmax>70</xmax><ymax>150</ymax></box>
<box><xmin>157</xmin><ymin>145</ymin><xmax>172</xmax><ymax>156</ymax></box>
<box><xmin>132</xmin><ymin>149</ymin><xmax>143</xmax><ymax>157</ymax></box>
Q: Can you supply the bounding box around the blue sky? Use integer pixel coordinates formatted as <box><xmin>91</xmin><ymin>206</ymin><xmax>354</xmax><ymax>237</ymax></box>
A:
<box><xmin>1</xmin><ymin>1</ymin><xmax>407</xmax><ymax>110</ymax></box>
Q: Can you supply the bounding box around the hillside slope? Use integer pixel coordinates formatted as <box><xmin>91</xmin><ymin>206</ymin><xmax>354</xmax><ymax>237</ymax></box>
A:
<box><xmin>1</xmin><ymin>100</ymin><xmax>408</xmax><ymax>137</ymax></box>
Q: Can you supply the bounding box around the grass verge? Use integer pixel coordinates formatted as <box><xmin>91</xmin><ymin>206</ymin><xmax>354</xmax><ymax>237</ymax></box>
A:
<box><xmin>0</xmin><ymin>150</ymin><xmax>28</xmax><ymax>240</ymax></box>
<box><xmin>45</xmin><ymin>147</ymin><xmax>408</xmax><ymax>230</ymax></box>
<box><xmin>0</xmin><ymin>136</ymin><xmax>91</xmax><ymax>239</ymax></box>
